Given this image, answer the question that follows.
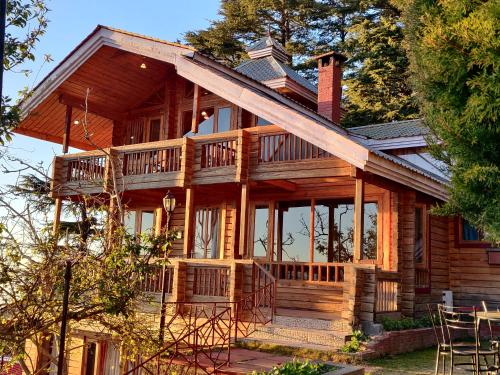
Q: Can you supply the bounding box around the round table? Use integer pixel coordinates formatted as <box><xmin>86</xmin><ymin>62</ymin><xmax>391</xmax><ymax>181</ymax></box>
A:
<box><xmin>476</xmin><ymin>311</ymin><xmax>500</xmax><ymax>322</ymax></box>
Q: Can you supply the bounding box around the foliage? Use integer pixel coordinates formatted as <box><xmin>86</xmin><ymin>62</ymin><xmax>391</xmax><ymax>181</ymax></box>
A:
<box><xmin>341</xmin><ymin>330</ymin><xmax>368</xmax><ymax>353</ymax></box>
<box><xmin>0</xmin><ymin>150</ymin><xmax>175</xmax><ymax>373</ymax></box>
<box><xmin>1</xmin><ymin>0</ymin><xmax>50</xmax><ymax>144</ymax></box>
<box><xmin>380</xmin><ymin>315</ymin><xmax>432</xmax><ymax>332</ymax></box>
<box><xmin>398</xmin><ymin>0</ymin><xmax>500</xmax><ymax>243</ymax></box>
<box><xmin>252</xmin><ymin>359</ymin><xmax>335</xmax><ymax>375</ymax></box>
<box><xmin>341</xmin><ymin>0</ymin><xmax>419</xmax><ymax>127</ymax></box>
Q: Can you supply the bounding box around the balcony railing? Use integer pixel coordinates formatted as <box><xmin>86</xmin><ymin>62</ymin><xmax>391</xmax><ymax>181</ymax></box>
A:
<box><xmin>51</xmin><ymin>126</ymin><xmax>348</xmax><ymax>196</ymax></box>
<box><xmin>260</xmin><ymin>261</ymin><xmax>345</xmax><ymax>284</ymax></box>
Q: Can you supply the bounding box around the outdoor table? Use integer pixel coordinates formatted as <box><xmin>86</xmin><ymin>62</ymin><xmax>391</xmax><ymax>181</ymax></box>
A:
<box><xmin>476</xmin><ymin>312</ymin><xmax>500</xmax><ymax>323</ymax></box>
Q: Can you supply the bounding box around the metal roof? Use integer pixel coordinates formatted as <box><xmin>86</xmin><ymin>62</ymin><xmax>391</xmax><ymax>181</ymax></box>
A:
<box><xmin>349</xmin><ymin>119</ymin><xmax>429</xmax><ymax>140</ymax></box>
<box><xmin>235</xmin><ymin>56</ymin><xmax>317</xmax><ymax>94</ymax></box>
<box><xmin>247</xmin><ymin>36</ymin><xmax>289</xmax><ymax>56</ymax></box>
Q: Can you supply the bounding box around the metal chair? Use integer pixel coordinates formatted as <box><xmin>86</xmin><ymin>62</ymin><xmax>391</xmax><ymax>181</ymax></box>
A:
<box><xmin>482</xmin><ymin>301</ymin><xmax>500</xmax><ymax>371</ymax></box>
<box><xmin>440</xmin><ymin>305</ymin><xmax>498</xmax><ymax>374</ymax></box>
<box><xmin>428</xmin><ymin>303</ymin><xmax>451</xmax><ymax>374</ymax></box>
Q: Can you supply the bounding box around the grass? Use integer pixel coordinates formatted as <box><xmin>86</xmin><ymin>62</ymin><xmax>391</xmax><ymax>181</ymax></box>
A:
<box><xmin>237</xmin><ymin>342</ymin><xmax>474</xmax><ymax>375</ymax></box>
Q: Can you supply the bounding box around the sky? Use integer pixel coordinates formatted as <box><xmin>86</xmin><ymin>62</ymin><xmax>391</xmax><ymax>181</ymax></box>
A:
<box><xmin>1</xmin><ymin>0</ymin><xmax>220</xmax><ymax>186</ymax></box>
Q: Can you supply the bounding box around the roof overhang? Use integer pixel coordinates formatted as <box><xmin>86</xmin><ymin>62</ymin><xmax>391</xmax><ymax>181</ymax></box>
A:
<box><xmin>263</xmin><ymin>77</ymin><xmax>317</xmax><ymax>104</ymax></box>
<box><xmin>17</xmin><ymin>25</ymin><xmax>448</xmax><ymax>201</ymax></box>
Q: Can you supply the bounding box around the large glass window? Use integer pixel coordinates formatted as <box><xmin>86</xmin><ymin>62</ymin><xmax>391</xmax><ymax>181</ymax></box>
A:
<box><xmin>124</xmin><ymin>210</ymin><xmax>155</xmax><ymax>236</ymax></box>
<box><xmin>253</xmin><ymin>205</ymin><xmax>269</xmax><ymax>258</ymax></box>
<box><xmin>462</xmin><ymin>220</ymin><xmax>482</xmax><ymax>241</ymax></box>
<box><xmin>193</xmin><ymin>208</ymin><xmax>220</xmax><ymax>259</ymax></box>
<box><xmin>277</xmin><ymin>201</ymin><xmax>311</xmax><ymax>262</ymax></box>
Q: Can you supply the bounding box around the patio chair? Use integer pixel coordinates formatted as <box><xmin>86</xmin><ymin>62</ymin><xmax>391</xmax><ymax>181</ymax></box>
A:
<box><xmin>439</xmin><ymin>305</ymin><xmax>498</xmax><ymax>374</ymax></box>
<box><xmin>482</xmin><ymin>301</ymin><xmax>500</xmax><ymax>365</ymax></box>
<box><xmin>429</xmin><ymin>304</ymin><xmax>477</xmax><ymax>374</ymax></box>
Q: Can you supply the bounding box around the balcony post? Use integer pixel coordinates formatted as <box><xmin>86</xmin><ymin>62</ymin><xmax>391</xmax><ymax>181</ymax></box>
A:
<box><xmin>353</xmin><ymin>169</ymin><xmax>365</xmax><ymax>263</ymax></box>
<box><xmin>62</xmin><ymin>104</ymin><xmax>72</xmax><ymax>154</ymax></box>
<box><xmin>190</xmin><ymin>84</ymin><xmax>201</xmax><ymax>133</ymax></box>
<box><xmin>183</xmin><ymin>188</ymin><xmax>195</xmax><ymax>257</ymax></box>
<box><xmin>238</xmin><ymin>184</ymin><xmax>250</xmax><ymax>257</ymax></box>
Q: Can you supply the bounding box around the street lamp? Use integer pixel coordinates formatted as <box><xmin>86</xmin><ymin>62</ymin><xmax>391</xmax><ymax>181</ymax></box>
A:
<box><xmin>159</xmin><ymin>190</ymin><xmax>176</xmax><ymax>345</ymax></box>
<box><xmin>162</xmin><ymin>190</ymin><xmax>176</xmax><ymax>230</ymax></box>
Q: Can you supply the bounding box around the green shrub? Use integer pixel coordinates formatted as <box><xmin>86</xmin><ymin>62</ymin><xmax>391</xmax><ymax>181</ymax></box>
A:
<box><xmin>251</xmin><ymin>359</ymin><xmax>335</xmax><ymax>374</ymax></box>
<box><xmin>341</xmin><ymin>330</ymin><xmax>367</xmax><ymax>353</ymax></box>
<box><xmin>381</xmin><ymin>316</ymin><xmax>433</xmax><ymax>332</ymax></box>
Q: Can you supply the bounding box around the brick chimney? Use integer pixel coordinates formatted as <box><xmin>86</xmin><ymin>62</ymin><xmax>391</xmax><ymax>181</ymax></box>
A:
<box><xmin>314</xmin><ymin>51</ymin><xmax>347</xmax><ymax>124</ymax></box>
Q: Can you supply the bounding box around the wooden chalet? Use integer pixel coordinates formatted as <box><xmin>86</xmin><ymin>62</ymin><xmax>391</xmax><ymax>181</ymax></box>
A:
<box><xmin>16</xmin><ymin>25</ymin><xmax>500</xmax><ymax>374</ymax></box>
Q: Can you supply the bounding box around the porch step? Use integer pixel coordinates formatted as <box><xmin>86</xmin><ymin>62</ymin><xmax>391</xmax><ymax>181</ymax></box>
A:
<box><xmin>273</xmin><ymin>314</ymin><xmax>350</xmax><ymax>332</ymax></box>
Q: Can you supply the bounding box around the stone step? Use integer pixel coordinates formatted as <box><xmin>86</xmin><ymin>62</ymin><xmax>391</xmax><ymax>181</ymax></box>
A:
<box><xmin>273</xmin><ymin>314</ymin><xmax>350</xmax><ymax>332</ymax></box>
<box><xmin>244</xmin><ymin>324</ymin><xmax>349</xmax><ymax>349</ymax></box>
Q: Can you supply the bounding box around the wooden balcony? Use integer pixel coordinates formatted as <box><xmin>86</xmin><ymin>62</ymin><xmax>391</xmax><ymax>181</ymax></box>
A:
<box><xmin>50</xmin><ymin>126</ymin><xmax>351</xmax><ymax>197</ymax></box>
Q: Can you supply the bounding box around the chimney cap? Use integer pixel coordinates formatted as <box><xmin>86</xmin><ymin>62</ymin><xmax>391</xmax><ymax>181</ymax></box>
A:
<box><xmin>313</xmin><ymin>51</ymin><xmax>348</xmax><ymax>63</ymax></box>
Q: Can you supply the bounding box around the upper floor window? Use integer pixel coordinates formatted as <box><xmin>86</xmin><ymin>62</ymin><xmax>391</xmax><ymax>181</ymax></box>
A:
<box><xmin>257</xmin><ymin>117</ymin><xmax>272</xmax><ymax>126</ymax></box>
<box><xmin>183</xmin><ymin>106</ymin><xmax>232</xmax><ymax>137</ymax></box>
<box><xmin>414</xmin><ymin>205</ymin><xmax>428</xmax><ymax>268</ymax></box>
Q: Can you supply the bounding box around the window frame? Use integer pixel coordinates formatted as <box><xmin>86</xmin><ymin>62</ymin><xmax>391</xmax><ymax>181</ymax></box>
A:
<box><xmin>192</xmin><ymin>204</ymin><xmax>224</xmax><ymax>259</ymax></box>
<box><xmin>123</xmin><ymin>208</ymin><xmax>158</xmax><ymax>237</ymax></box>
<box><xmin>248</xmin><ymin>196</ymin><xmax>383</xmax><ymax>265</ymax></box>
<box><xmin>414</xmin><ymin>204</ymin><xmax>429</xmax><ymax>269</ymax></box>
<box><xmin>455</xmin><ymin>217</ymin><xmax>490</xmax><ymax>248</ymax></box>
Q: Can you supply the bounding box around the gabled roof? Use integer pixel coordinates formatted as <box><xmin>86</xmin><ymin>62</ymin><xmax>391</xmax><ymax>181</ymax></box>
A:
<box><xmin>235</xmin><ymin>56</ymin><xmax>317</xmax><ymax>94</ymax></box>
<box><xmin>349</xmin><ymin>119</ymin><xmax>429</xmax><ymax>140</ymax></box>
<box><xmin>16</xmin><ymin>25</ymin><xmax>448</xmax><ymax>200</ymax></box>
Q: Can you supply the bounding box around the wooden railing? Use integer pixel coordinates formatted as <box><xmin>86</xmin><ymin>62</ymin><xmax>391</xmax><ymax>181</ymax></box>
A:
<box><xmin>261</xmin><ymin>261</ymin><xmax>345</xmax><ymax>284</ymax></box>
<box><xmin>200</xmin><ymin>139</ymin><xmax>237</xmax><ymax>168</ymax></box>
<box><xmin>140</xmin><ymin>265</ymin><xmax>174</xmax><ymax>294</ymax></box>
<box><xmin>258</xmin><ymin>132</ymin><xmax>332</xmax><ymax>163</ymax></box>
<box><xmin>122</xmin><ymin>146</ymin><xmax>182</xmax><ymax>175</ymax></box>
<box><xmin>192</xmin><ymin>266</ymin><xmax>230</xmax><ymax>297</ymax></box>
<box><xmin>376</xmin><ymin>272</ymin><xmax>400</xmax><ymax>313</ymax></box>
<box><xmin>66</xmin><ymin>155</ymin><xmax>106</xmax><ymax>182</ymax></box>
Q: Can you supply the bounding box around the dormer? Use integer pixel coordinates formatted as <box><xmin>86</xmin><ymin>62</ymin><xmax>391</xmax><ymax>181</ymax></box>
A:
<box><xmin>235</xmin><ymin>36</ymin><xmax>317</xmax><ymax>107</ymax></box>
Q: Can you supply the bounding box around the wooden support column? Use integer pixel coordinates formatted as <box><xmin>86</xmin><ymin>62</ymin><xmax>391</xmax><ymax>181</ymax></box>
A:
<box><xmin>230</xmin><ymin>262</ymin><xmax>243</xmax><ymax>303</ymax></box>
<box><xmin>173</xmin><ymin>261</ymin><xmax>187</xmax><ymax>302</ymax></box>
<box><xmin>238</xmin><ymin>184</ymin><xmax>250</xmax><ymax>257</ymax></box>
<box><xmin>190</xmin><ymin>84</ymin><xmax>201</xmax><ymax>133</ymax></box>
<box><xmin>353</xmin><ymin>170</ymin><xmax>365</xmax><ymax>263</ymax></box>
<box><xmin>62</xmin><ymin>105</ymin><xmax>72</xmax><ymax>154</ymax></box>
<box><xmin>267</xmin><ymin>202</ymin><xmax>275</xmax><ymax>262</ymax></box>
<box><xmin>183</xmin><ymin>188</ymin><xmax>195</xmax><ymax>257</ymax></box>
<box><xmin>52</xmin><ymin>198</ymin><xmax>63</xmax><ymax>236</ymax></box>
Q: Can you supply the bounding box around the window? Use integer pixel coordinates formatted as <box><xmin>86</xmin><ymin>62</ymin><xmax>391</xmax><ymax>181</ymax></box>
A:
<box><xmin>124</xmin><ymin>209</ymin><xmax>156</xmax><ymax>238</ymax></box>
<box><xmin>148</xmin><ymin>118</ymin><xmax>161</xmax><ymax>142</ymax></box>
<box><xmin>216</xmin><ymin>107</ymin><xmax>232</xmax><ymax>132</ymax></box>
<box><xmin>414</xmin><ymin>205</ymin><xmax>427</xmax><ymax>267</ymax></box>
<box><xmin>252</xmin><ymin>205</ymin><xmax>270</xmax><ymax>258</ymax></box>
<box><xmin>362</xmin><ymin>203</ymin><xmax>378</xmax><ymax>260</ymax></box>
<box><xmin>456</xmin><ymin>217</ymin><xmax>488</xmax><ymax>247</ymax></box>
<box><xmin>277</xmin><ymin>201</ymin><xmax>311</xmax><ymax>262</ymax></box>
<box><xmin>257</xmin><ymin>117</ymin><xmax>272</xmax><ymax>126</ymax></box>
<box><xmin>193</xmin><ymin>207</ymin><xmax>220</xmax><ymax>259</ymax></box>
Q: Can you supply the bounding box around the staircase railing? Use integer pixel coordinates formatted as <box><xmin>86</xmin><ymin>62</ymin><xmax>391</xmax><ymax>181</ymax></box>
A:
<box><xmin>123</xmin><ymin>261</ymin><xmax>276</xmax><ymax>374</ymax></box>
<box><xmin>124</xmin><ymin>303</ymin><xmax>233</xmax><ymax>375</ymax></box>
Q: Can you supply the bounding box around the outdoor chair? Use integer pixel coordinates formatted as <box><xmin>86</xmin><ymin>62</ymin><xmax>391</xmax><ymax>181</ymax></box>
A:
<box><xmin>481</xmin><ymin>301</ymin><xmax>500</xmax><ymax>365</ymax></box>
<box><xmin>439</xmin><ymin>305</ymin><xmax>498</xmax><ymax>374</ymax></box>
<box><xmin>429</xmin><ymin>304</ymin><xmax>477</xmax><ymax>374</ymax></box>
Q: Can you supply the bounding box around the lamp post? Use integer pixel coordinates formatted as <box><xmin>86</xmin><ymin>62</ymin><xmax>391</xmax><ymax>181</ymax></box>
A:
<box><xmin>158</xmin><ymin>190</ymin><xmax>176</xmax><ymax>344</ymax></box>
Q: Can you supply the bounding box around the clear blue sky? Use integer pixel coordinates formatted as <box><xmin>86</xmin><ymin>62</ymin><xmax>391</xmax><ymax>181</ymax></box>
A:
<box><xmin>2</xmin><ymin>0</ymin><xmax>220</xmax><ymax>185</ymax></box>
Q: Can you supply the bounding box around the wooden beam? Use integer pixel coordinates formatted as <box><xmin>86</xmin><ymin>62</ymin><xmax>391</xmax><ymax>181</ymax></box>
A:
<box><xmin>238</xmin><ymin>183</ymin><xmax>250</xmax><ymax>257</ymax></box>
<box><xmin>264</xmin><ymin>179</ymin><xmax>297</xmax><ymax>192</ymax></box>
<box><xmin>183</xmin><ymin>188</ymin><xmax>195</xmax><ymax>257</ymax></box>
<box><xmin>62</xmin><ymin>105</ymin><xmax>72</xmax><ymax>154</ymax></box>
<box><xmin>191</xmin><ymin>84</ymin><xmax>201</xmax><ymax>133</ymax></box>
<box><xmin>59</xmin><ymin>93</ymin><xmax>125</xmax><ymax>121</ymax></box>
<box><xmin>52</xmin><ymin>198</ymin><xmax>63</xmax><ymax>235</ymax></box>
<box><xmin>267</xmin><ymin>201</ymin><xmax>275</xmax><ymax>262</ymax></box>
<box><xmin>310</xmin><ymin>198</ymin><xmax>315</xmax><ymax>266</ymax></box>
<box><xmin>354</xmin><ymin>170</ymin><xmax>365</xmax><ymax>262</ymax></box>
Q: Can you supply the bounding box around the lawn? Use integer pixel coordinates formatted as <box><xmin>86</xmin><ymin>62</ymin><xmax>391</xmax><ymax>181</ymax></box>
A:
<box><xmin>365</xmin><ymin>347</ymin><xmax>469</xmax><ymax>375</ymax></box>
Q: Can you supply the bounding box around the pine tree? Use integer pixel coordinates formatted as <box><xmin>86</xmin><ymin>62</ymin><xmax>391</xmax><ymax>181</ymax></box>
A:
<box><xmin>399</xmin><ymin>0</ymin><xmax>500</xmax><ymax>243</ymax></box>
<box><xmin>184</xmin><ymin>0</ymin><xmax>325</xmax><ymax>67</ymax></box>
<box><xmin>341</xmin><ymin>0</ymin><xmax>419</xmax><ymax>127</ymax></box>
